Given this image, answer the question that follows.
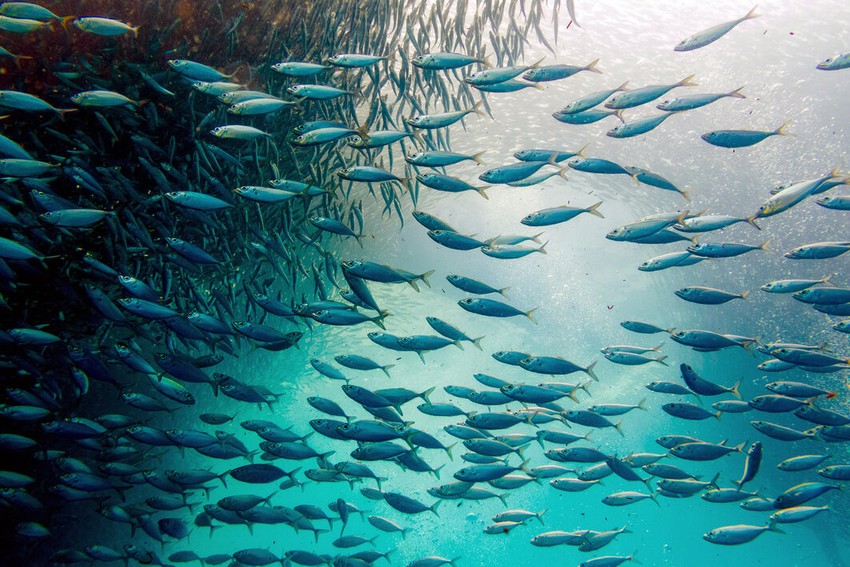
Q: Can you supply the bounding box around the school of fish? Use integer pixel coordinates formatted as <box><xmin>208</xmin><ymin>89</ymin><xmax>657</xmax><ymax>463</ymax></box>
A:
<box><xmin>0</xmin><ymin>0</ymin><xmax>849</xmax><ymax>566</ymax></box>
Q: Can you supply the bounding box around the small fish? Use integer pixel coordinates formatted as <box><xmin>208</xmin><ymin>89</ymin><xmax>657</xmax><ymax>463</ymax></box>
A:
<box><xmin>674</xmin><ymin>6</ymin><xmax>759</xmax><ymax>51</ymax></box>
<box><xmin>702</xmin><ymin>121</ymin><xmax>791</xmax><ymax>148</ymax></box>
<box><xmin>817</xmin><ymin>52</ymin><xmax>850</xmax><ymax>71</ymax></box>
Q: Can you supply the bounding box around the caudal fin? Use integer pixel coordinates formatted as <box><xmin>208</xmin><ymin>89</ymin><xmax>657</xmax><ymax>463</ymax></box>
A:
<box><xmin>585</xmin><ymin>58</ymin><xmax>602</xmax><ymax>74</ymax></box>
<box><xmin>586</xmin><ymin>201</ymin><xmax>605</xmax><ymax>218</ymax></box>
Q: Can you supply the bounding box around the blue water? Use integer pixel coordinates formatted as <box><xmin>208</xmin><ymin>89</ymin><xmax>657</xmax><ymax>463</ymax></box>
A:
<box><xmin>2</xmin><ymin>0</ymin><xmax>850</xmax><ymax>565</ymax></box>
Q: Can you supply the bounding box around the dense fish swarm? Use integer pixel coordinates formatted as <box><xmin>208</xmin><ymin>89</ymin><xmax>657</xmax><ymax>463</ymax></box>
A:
<box><xmin>0</xmin><ymin>0</ymin><xmax>849</xmax><ymax>566</ymax></box>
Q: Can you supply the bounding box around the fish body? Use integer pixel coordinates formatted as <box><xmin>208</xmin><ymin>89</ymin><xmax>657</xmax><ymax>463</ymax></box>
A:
<box><xmin>605</xmin><ymin>75</ymin><xmax>697</xmax><ymax>109</ymax></box>
<box><xmin>657</xmin><ymin>88</ymin><xmax>745</xmax><ymax>111</ymax></box>
<box><xmin>675</xmin><ymin>6</ymin><xmax>759</xmax><ymax>51</ymax></box>
<box><xmin>818</xmin><ymin>53</ymin><xmax>850</xmax><ymax>71</ymax></box>
<box><xmin>522</xmin><ymin>202</ymin><xmax>603</xmax><ymax>225</ymax></box>
<box><xmin>413</xmin><ymin>51</ymin><xmax>487</xmax><ymax>70</ymax></box>
<box><xmin>702</xmin><ymin>121</ymin><xmax>791</xmax><ymax>148</ymax></box>
<box><xmin>523</xmin><ymin>59</ymin><xmax>600</xmax><ymax>82</ymax></box>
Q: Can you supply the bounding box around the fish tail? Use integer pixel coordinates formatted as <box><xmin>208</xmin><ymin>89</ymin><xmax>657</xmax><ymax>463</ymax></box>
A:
<box><xmin>585</xmin><ymin>58</ymin><xmax>602</xmax><ymax>74</ymax></box>
<box><xmin>500</xmin><ymin>287</ymin><xmax>511</xmax><ymax>299</ymax></box>
<box><xmin>614</xmin><ymin>419</ymin><xmax>625</xmax><ymax>437</ymax></box>
<box><xmin>709</xmin><ymin>472</ymin><xmax>721</xmax><ymax>490</ymax></box>
<box><xmin>482</xmin><ymin>53</ymin><xmax>494</xmax><ymax>68</ymax></box>
<box><xmin>586</xmin><ymin>201</ymin><xmax>605</xmax><ymax>218</ymax></box>
<box><xmin>558</xmin><ymin>166</ymin><xmax>569</xmax><ymax>181</ymax></box>
<box><xmin>576</xmin><ymin>142</ymin><xmax>590</xmax><ymax>157</ymax></box>
<box><xmin>768</xmin><ymin>523</ymin><xmax>785</xmax><ymax>534</ymax></box>
<box><xmin>746</xmin><ymin>215</ymin><xmax>761</xmax><ymax>230</ymax></box>
<box><xmin>655</xmin><ymin>355</ymin><xmax>670</xmax><ymax>367</ymax></box>
<box><xmin>419</xmin><ymin>269</ymin><xmax>435</xmax><ymax>288</ymax></box>
<box><xmin>776</xmin><ymin>119</ymin><xmax>793</xmax><ymax>136</ymax></box>
<box><xmin>740</xmin><ymin>290</ymin><xmax>750</xmax><ymax>300</ymax></box>
<box><xmin>614</xmin><ymin>109</ymin><xmax>625</xmax><ymax>123</ymax></box>
<box><xmin>678</xmin><ymin>73</ymin><xmax>698</xmax><ymax>87</ymax></box>
<box><xmin>420</xmin><ymin>386</ymin><xmax>436</xmax><ymax>405</ymax></box>
<box><xmin>472</xmin><ymin>150</ymin><xmax>487</xmax><ymax>165</ymax></box>
<box><xmin>615</xmin><ymin>80</ymin><xmax>629</xmax><ymax>91</ymax></box>
<box><xmin>380</xmin><ymin>364</ymin><xmax>395</xmax><ymax>378</ymax></box>
<box><xmin>472</xmin><ymin>99</ymin><xmax>486</xmax><ymax>117</ymax></box>
<box><xmin>584</xmin><ymin>361</ymin><xmax>599</xmax><ymax>382</ymax></box>
<box><xmin>822</xmin><ymin>274</ymin><xmax>834</xmax><ymax>286</ymax></box>
<box><xmin>525</xmin><ymin>307</ymin><xmax>539</xmax><ymax>324</ymax></box>
<box><xmin>533</xmin><ymin>82</ymin><xmax>546</xmax><ymax>91</ymax></box>
<box><xmin>731</xmin><ymin>380</ymin><xmax>742</xmax><ymax>400</ymax></box>
<box><xmin>744</xmin><ymin>5</ymin><xmax>760</xmax><ymax>20</ymax></box>
<box><xmin>637</xmin><ymin>397</ymin><xmax>648</xmax><ymax>411</ymax></box>
<box><xmin>728</xmin><ymin>86</ymin><xmax>747</xmax><ymax>99</ymax></box>
<box><xmin>679</xmin><ymin>189</ymin><xmax>691</xmax><ymax>202</ymax></box>
<box><xmin>472</xmin><ymin>336</ymin><xmax>484</xmax><ymax>351</ymax></box>
<box><xmin>476</xmin><ymin>185</ymin><xmax>491</xmax><ymax>199</ymax></box>
<box><xmin>454</xmin><ymin>340</ymin><xmax>465</xmax><ymax>351</ymax></box>
<box><xmin>531</xmin><ymin>232</ymin><xmax>546</xmax><ymax>243</ymax></box>
<box><xmin>759</xmin><ymin>239</ymin><xmax>772</xmax><ymax>252</ymax></box>
<box><xmin>356</xmin><ymin>123</ymin><xmax>370</xmax><ymax>140</ymax></box>
<box><xmin>537</xmin><ymin>241</ymin><xmax>548</xmax><ymax>255</ymax></box>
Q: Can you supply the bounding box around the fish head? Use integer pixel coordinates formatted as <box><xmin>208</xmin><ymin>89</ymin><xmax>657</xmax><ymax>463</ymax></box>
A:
<box><xmin>406</xmin><ymin>116</ymin><xmax>422</xmax><ymax>126</ymax></box>
<box><xmin>458</xmin><ymin>298</ymin><xmax>473</xmax><ymax>307</ymax></box>
<box><xmin>416</xmin><ymin>173</ymin><xmax>429</xmax><ymax>182</ymax></box>
<box><xmin>674</xmin><ymin>39</ymin><xmax>693</xmax><ymax>52</ymax></box>
<box><xmin>817</xmin><ymin>58</ymin><xmax>834</xmax><ymax>70</ymax></box>
<box><xmin>657</xmin><ymin>99</ymin><xmax>672</xmax><ymax>110</ymax></box>
<box><xmin>701</xmin><ymin>132</ymin><xmax>717</xmax><ymax>143</ymax></box>
<box><xmin>167</xmin><ymin>59</ymin><xmax>185</xmax><ymax>70</ymax></box>
<box><xmin>336</xmin><ymin>168</ymin><xmax>349</xmax><ymax>177</ymax></box>
<box><xmin>210</xmin><ymin>126</ymin><xmax>226</xmax><ymax>137</ymax></box>
<box><xmin>637</xmin><ymin>260</ymin><xmax>655</xmax><ymax>271</ymax></box>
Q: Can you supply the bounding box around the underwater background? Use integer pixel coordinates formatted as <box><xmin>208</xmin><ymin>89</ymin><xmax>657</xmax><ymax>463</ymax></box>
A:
<box><xmin>1</xmin><ymin>0</ymin><xmax>849</xmax><ymax>565</ymax></box>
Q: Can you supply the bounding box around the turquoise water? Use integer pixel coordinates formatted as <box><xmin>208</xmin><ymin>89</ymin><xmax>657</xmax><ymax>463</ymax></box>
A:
<box><xmin>2</xmin><ymin>0</ymin><xmax>849</xmax><ymax>565</ymax></box>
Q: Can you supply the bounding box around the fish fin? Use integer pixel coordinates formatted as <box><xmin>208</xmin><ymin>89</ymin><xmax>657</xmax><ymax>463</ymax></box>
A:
<box><xmin>743</xmin><ymin>5</ymin><xmax>760</xmax><ymax>20</ymax></box>
<box><xmin>615</xmin><ymin>80</ymin><xmax>630</xmax><ymax>91</ymax></box>
<box><xmin>575</xmin><ymin>143</ymin><xmax>589</xmax><ymax>157</ymax></box>
<box><xmin>529</xmin><ymin>56</ymin><xmax>546</xmax><ymax>69</ymax></box>
<box><xmin>679</xmin><ymin>189</ymin><xmax>691</xmax><ymax>202</ymax></box>
<box><xmin>472</xmin><ymin>150</ymin><xmax>487</xmax><ymax>165</ymax></box>
<box><xmin>537</xmin><ymin>241</ymin><xmax>548</xmax><ymax>255</ymax></box>
<box><xmin>420</xmin><ymin>386</ymin><xmax>436</xmax><ymax>405</ymax></box>
<box><xmin>728</xmin><ymin>86</ymin><xmax>746</xmax><ymax>99</ymax></box>
<box><xmin>419</xmin><ymin>269</ymin><xmax>435</xmax><ymax>288</ymax></box>
<box><xmin>381</xmin><ymin>364</ymin><xmax>395</xmax><ymax>378</ymax></box>
<box><xmin>746</xmin><ymin>215</ymin><xmax>761</xmax><ymax>230</ymax></box>
<box><xmin>678</xmin><ymin>73</ymin><xmax>698</xmax><ymax>87</ymax></box>
<box><xmin>759</xmin><ymin>239</ymin><xmax>772</xmax><ymax>252</ymax></box>
<box><xmin>472</xmin><ymin>99</ymin><xmax>486</xmax><ymax>117</ymax></box>
<box><xmin>614</xmin><ymin>419</ymin><xmax>625</xmax><ymax>437</ymax></box>
<box><xmin>476</xmin><ymin>185</ymin><xmax>490</xmax><ymax>199</ymax></box>
<box><xmin>637</xmin><ymin>397</ymin><xmax>648</xmax><ymax>411</ymax></box>
<box><xmin>482</xmin><ymin>53</ymin><xmax>493</xmax><ymax>68</ymax></box>
<box><xmin>524</xmin><ymin>307</ymin><xmax>538</xmax><ymax>324</ymax></box>
<box><xmin>454</xmin><ymin>340</ymin><xmax>465</xmax><ymax>351</ymax></box>
<box><xmin>768</xmin><ymin>523</ymin><xmax>785</xmax><ymax>535</ymax></box>
<box><xmin>584</xmin><ymin>361</ymin><xmax>599</xmax><ymax>382</ymax></box>
<box><xmin>740</xmin><ymin>290</ymin><xmax>750</xmax><ymax>300</ymax></box>
<box><xmin>655</xmin><ymin>355</ymin><xmax>669</xmax><ymax>366</ymax></box>
<box><xmin>586</xmin><ymin>201</ymin><xmax>604</xmax><ymax>218</ymax></box>
<box><xmin>775</xmin><ymin>119</ymin><xmax>793</xmax><ymax>136</ymax></box>
<box><xmin>585</xmin><ymin>58</ymin><xmax>602</xmax><ymax>74</ymax></box>
<box><xmin>356</xmin><ymin>123</ymin><xmax>370</xmax><ymax>140</ymax></box>
<box><xmin>532</xmin><ymin>82</ymin><xmax>546</xmax><ymax>91</ymax></box>
<box><xmin>430</xmin><ymin>499</ymin><xmax>442</xmax><ymax>517</ymax></box>
<box><xmin>499</xmin><ymin>287</ymin><xmax>510</xmax><ymax>299</ymax></box>
<box><xmin>614</xmin><ymin>109</ymin><xmax>625</xmax><ymax>123</ymax></box>
<box><xmin>731</xmin><ymin>380</ymin><xmax>742</xmax><ymax>400</ymax></box>
<box><xmin>709</xmin><ymin>472</ymin><xmax>721</xmax><ymax>490</ymax></box>
<box><xmin>472</xmin><ymin>336</ymin><xmax>484</xmax><ymax>351</ymax></box>
<box><xmin>558</xmin><ymin>167</ymin><xmax>569</xmax><ymax>181</ymax></box>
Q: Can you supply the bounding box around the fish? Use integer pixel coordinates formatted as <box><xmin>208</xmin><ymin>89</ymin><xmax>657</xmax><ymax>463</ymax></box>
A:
<box><xmin>674</xmin><ymin>6</ymin><xmax>759</xmax><ymax>51</ymax></box>
<box><xmin>702</xmin><ymin>120</ymin><xmax>792</xmax><ymax>148</ymax></box>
